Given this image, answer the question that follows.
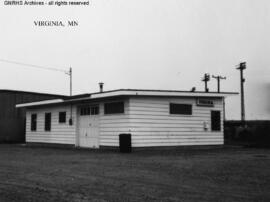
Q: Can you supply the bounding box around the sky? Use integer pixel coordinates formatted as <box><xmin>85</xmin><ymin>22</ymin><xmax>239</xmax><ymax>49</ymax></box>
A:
<box><xmin>0</xmin><ymin>0</ymin><xmax>269</xmax><ymax>120</ymax></box>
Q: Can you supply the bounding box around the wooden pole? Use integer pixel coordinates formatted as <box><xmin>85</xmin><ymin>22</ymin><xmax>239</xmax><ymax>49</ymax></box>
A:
<box><xmin>69</xmin><ymin>67</ymin><xmax>72</xmax><ymax>96</ymax></box>
<box><xmin>212</xmin><ymin>75</ymin><xmax>226</xmax><ymax>93</ymax></box>
<box><xmin>236</xmin><ymin>62</ymin><xmax>246</xmax><ymax>122</ymax></box>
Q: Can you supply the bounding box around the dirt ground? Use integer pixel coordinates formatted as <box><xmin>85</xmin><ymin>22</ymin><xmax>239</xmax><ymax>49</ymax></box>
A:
<box><xmin>0</xmin><ymin>145</ymin><xmax>269</xmax><ymax>202</ymax></box>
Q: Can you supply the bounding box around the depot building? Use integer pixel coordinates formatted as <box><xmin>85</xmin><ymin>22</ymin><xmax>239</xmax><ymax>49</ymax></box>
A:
<box><xmin>16</xmin><ymin>89</ymin><xmax>237</xmax><ymax>149</ymax></box>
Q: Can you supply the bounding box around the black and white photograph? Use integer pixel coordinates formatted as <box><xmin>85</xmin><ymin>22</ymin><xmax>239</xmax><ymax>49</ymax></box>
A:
<box><xmin>0</xmin><ymin>0</ymin><xmax>270</xmax><ymax>201</ymax></box>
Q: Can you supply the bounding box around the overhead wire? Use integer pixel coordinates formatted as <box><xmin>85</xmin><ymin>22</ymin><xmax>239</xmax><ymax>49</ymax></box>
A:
<box><xmin>0</xmin><ymin>58</ymin><xmax>68</xmax><ymax>73</ymax></box>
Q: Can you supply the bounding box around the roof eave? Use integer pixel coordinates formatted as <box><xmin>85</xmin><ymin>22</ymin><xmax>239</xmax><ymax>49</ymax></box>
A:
<box><xmin>16</xmin><ymin>99</ymin><xmax>64</xmax><ymax>108</ymax></box>
<box><xmin>15</xmin><ymin>90</ymin><xmax>238</xmax><ymax>108</ymax></box>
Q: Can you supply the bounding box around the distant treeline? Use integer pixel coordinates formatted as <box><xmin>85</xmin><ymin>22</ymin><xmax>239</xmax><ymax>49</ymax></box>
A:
<box><xmin>224</xmin><ymin>120</ymin><xmax>270</xmax><ymax>147</ymax></box>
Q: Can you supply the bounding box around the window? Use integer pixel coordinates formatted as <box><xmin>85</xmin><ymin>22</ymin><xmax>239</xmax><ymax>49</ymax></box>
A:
<box><xmin>59</xmin><ymin>112</ymin><xmax>66</xmax><ymax>123</ymax></box>
<box><xmin>45</xmin><ymin>113</ymin><xmax>51</xmax><ymax>131</ymax></box>
<box><xmin>31</xmin><ymin>114</ymin><xmax>37</xmax><ymax>131</ymax></box>
<box><xmin>104</xmin><ymin>102</ymin><xmax>124</xmax><ymax>114</ymax></box>
<box><xmin>211</xmin><ymin>111</ymin><xmax>221</xmax><ymax>131</ymax></box>
<box><xmin>170</xmin><ymin>103</ymin><xmax>192</xmax><ymax>115</ymax></box>
<box><xmin>80</xmin><ymin>107</ymin><xmax>90</xmax><ymax>116</ymax></box>
<box><xmin>80</xmin><ymin>106</ymin><xmax>99</xmax><ymax>116</ymax></box>
<box><xmin>91</xmin><ymin>106</ymin><xmax>99</xmax><ymax>115</ymax></box>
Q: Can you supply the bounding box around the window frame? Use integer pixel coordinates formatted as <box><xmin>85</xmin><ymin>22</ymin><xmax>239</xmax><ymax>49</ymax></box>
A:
<box><xmin>31</xmin><ymin>113</ymin><xmax>37</xmax><ymax>131</ymax></box>
<box><xmin>80</xmin><ymin>105</ymin><xmax>100</xmax><ymax>116</ymax></box>
<box><xmin>44</xmin><ymin>112</ymin><xmax>51</xmax><ymax>131</ymax></box>
<box><xmin>104</xmin><ymin>101</ymin><xmax>125</xmax><ymax>115</ymax></box>
<box><xmin>58</xmin><ymin>111</ymin><xmax>66</xmax><ymax>123</ymax></box>
<box><xmin>90</xmin><ymin>105</ymin><xmax>99</xmax><ymax>115</ymax></box>
<box><xmin>80</xmin><ymin>106</ymin><xmax>90</xmax><ymax>116</ymax></box>
<box><xmin>169</xmin><ymin>103</ymin><xmax>193</xmax><ymax>115</ymax></box>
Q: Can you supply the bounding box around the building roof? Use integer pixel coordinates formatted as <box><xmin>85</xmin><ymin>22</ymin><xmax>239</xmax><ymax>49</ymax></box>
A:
<box><xmin>16</xmin><ymin>89</ymin><xmax>238</xmax><ymax>108</ymax></box>
<box><xmin>0</xmin><ymin>89</ymin><xmax>67</xmax><ymax>98</ymax></box>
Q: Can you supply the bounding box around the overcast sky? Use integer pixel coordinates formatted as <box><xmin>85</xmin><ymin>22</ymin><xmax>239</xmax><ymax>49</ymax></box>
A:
<box><xmin>0</xmin><ymin>0</ymin><xmax>269</xmax><ymax>120</ymax></box>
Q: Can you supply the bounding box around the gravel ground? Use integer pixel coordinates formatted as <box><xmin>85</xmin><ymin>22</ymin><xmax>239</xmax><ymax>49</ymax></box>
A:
<box><xmin>0</xmin><ymin>144</ymin><xmax>269</xmax><ymax>202</ymax></box>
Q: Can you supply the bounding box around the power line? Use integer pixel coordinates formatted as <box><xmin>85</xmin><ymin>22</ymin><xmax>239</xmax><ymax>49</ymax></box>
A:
<box><xmin>0</xmin><ymin>58</ymin><xmax>72</xmax><ymax>95</ymax></box>
<box><xmin>0</xmin><ymin>58</ymin><xmax>68</xmax><ymax>74</ymax></box>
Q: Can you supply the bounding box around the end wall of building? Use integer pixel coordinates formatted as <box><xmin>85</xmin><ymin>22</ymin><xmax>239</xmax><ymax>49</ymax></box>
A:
<box><xmin>26</xmin><ymin>105</ymin><xmax>76</xmax><ymax>145</ymax></box>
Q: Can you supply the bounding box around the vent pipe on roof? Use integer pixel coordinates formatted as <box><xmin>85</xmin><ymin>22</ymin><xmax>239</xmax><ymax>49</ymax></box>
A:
<box><xmin>99</xmin><ymin>82</ymin><xmax>104</xmax><ymax>92</ymax></box>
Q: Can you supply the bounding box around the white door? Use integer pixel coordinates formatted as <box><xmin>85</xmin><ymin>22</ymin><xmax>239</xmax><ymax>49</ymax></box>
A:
<box><xmin>78</xmin><ymin>106</ymin><xmax>99</xmax><ymax>148</ymax></box>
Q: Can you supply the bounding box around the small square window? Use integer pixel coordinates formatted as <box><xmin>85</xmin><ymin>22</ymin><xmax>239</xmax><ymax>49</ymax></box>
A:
<box><xmin>59</xmin><ymin>112</ymin><xmax>66</xmax><ymax>123</ymax></box>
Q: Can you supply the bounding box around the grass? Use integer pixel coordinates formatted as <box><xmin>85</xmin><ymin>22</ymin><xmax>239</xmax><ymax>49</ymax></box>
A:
<box><xmin>0</xmin><ymin>144</ymin><xmax>269</xmax><ymax>202</ymax></box>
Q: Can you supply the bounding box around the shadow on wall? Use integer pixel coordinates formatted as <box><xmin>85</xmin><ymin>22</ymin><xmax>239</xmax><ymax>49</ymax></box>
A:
<box><xmin>224</xmin><ymin>120</ymin><xmax>270</xmax><ymax>147</ymax></box>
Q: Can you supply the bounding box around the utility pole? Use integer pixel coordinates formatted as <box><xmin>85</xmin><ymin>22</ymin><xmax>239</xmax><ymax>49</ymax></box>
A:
<box><xmin>66</xmin><ymin>67</ymin><xmax>72</xmax><ymax>96</ymax></box>
<box><xmin>69</xmin><ymin>67</ymin><xmax>72</xmax><ymax>96</ymax></box>
<box><xmin>236</xmin><ymin>62</ymin><xmax>246</xmax><ymax>122</ymax></box>
<box><xmin>65</xmin><ymin>67</ymin><xmax>73</xmax><ymax>125</ymax></box>
<box><xmin>212</xmin><ymin>75</ymin><xmax>226</xmax><ymax>93</ymax></box>
<box><xmin>202</xmin><ymin>73</ymin><xmax>210</xmax><ymax>92</ymax></box>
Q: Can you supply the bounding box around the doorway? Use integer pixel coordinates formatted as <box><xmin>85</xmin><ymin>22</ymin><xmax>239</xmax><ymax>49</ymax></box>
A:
<box><xmin>78</xmin><ymin>105</ymin><xmax>100</xmax><ymax>148</ymax></box>
<box><xmin>211</xmin><ymin>110</ymin><xmax>221</xmax><ymax>131</ymax></box>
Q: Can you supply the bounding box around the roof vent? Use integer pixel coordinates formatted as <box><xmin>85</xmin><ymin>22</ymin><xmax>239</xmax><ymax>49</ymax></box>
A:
<box><xmin>99</xmin><ymin>82</ymin><xmax>104</xmax><ymax>92</ymax></box>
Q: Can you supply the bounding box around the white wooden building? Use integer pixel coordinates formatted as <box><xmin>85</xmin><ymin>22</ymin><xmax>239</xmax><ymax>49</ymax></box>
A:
<box><xmin>16</xmin><ymin>89</ymin><xmax>237</xmax><ymax>148</ymax></box>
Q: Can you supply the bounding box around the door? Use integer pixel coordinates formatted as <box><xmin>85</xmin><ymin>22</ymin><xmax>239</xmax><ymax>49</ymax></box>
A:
<box><xmin>78</xmin><ymin>105</ymin><xmax>100</xmax><ymax>148</ymax></box>
<box><xmin>211</xmin><ymin>110</ymin><xmax>221</xmax><ymax>131</ymax></box>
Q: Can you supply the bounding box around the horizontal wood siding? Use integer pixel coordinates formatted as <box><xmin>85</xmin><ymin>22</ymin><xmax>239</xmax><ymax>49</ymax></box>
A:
<box><xmin>99</xmin><ymin>99</ymin><xmax>131</xmax><ymax>147</ymax></box>
<box><xmin>26</xmin><ymin>106</ymin><xmax>76</xmax><ymax>145</ymax></box>
<box><xmin>25</xmin><ymin>96</ymin><xmax>224</xmax><ymax>148</ymax></box>
<box><xmin>128</xmin><ymin>97</ymin><xmax>224</xmax><ymax>147</ymax></box>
